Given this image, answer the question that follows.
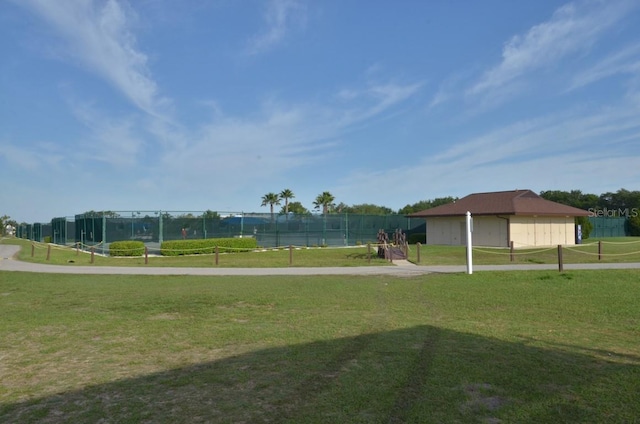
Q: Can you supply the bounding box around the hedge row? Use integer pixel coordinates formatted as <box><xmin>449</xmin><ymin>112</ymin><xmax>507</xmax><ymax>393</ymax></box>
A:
<box><xmin>110</xmin><ymin>240</ymin><xmax>145</xmax><ymax>257</ymax></box>
<box><xmin>160</xmin><ymin>237</ymin><xmax>258</xmax><ymax>256</ymax></box>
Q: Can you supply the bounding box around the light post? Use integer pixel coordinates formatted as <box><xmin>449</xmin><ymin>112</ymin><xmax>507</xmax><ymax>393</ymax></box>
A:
<box><xmin>131</xmin><ymin>211</ymin><xmax>140</xmax><ymax>239</ymax></box>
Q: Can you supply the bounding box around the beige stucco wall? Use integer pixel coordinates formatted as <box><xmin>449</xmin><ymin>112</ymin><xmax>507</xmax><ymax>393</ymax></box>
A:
<box><xmin>425</xmin><ymin>215</ymin><xmax>576</xmax><ymax>247</ymax></box>
<box><xmin>426</xmin><ymin>216</ymin><xmax>508</xmax><ymax>247</ymax></box>
<box><xmin>509</xmin><ymin>216</ymin><xmax>576</xmax><ymax>247</ymax></box>
<box><xmin>426</xmin><ymin>217</ymin><xmax>464</xmax><ymax>245</ymax></box>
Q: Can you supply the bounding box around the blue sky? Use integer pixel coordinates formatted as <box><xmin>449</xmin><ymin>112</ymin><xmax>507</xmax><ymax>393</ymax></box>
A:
<box><xmin>2</xmin><ymin>0</ymin><xmax>640</xmax><ymax>222</ymax></box>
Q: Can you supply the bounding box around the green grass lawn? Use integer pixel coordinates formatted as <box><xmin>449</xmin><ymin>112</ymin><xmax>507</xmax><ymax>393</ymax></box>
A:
<box><xmin>5</xmin><ymin>236</ymin><xmax>640</xmax><ymax>268</ymax></box>
<box><xmin>406</xmin><ymin>237</ymin><xmax>640</xmax><ymax>266</ymax></box>
<box><xmin>4</xmin><ymin>238</ymin><xmax>392</xmax><ymax>268</ymax></box>
<box><xmin>1</xmin><ymin>270</ymin><xmax>638</xmax><ymax>423</ymax></box>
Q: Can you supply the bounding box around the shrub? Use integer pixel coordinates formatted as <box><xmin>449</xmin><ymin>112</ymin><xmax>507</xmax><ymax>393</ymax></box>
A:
<box><xmin>160</xmin><ymin>237</ymin><xmax>258</xmax><ymax>256</ymax></box>
<box><xmin>110</xmin><ymin>240</ymin><xmax>145</xmax><ymax>257</ymax></box>
<box><xmin>628</xmin><ymin>215</ymin><xmax>640</xmax><ymax>236</ymax></box>
<box><xmin>408</xmin><ymin>233</ymin><xmax>426</xmax><ymax>244</ymax></box>
<box><xmin>575</xmin><ymin>216</ymin><xmax>593</xmax><ymax>239</ymax></box>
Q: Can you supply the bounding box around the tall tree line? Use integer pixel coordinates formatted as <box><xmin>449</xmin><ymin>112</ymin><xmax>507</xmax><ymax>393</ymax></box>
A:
<box><xmin>540</xmin><ymin>188</ymin><xmax>640</xmax><ymax>212</ymax></box>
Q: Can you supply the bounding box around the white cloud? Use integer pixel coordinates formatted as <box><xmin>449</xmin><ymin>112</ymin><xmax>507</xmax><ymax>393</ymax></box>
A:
<box><xmin>17</xmin><ymin>0</ymin><xmax>167</xmax><ymax>116</ymax></box>
<box><xmin>336</xmin><ymin>99</ymin><xmax>640</xmax><ymax>207</ymax></box>
<box><xmin>71</xmin><ymin>102</ymin><xmax>144</xmax><ymax>167</ymax></box>
<box><xmin>150</xmin><ymin>79</ymin><xmax>423</xmax><ymax>194</ymax></box>
<box><xmin>0</xmin><ymin>137</ymin><xmax>67</xmax><ymax>172</ymax></box>
<box><xmin>0</xmin><ymin>143</ymin><xmax>41</xmax><ymax>172</ymax></box>
<box><xmin>246</xmin><ymin>0</ymin><xmax>307</xmax><ymax>55</ymax></box>
<box><xmin>468</xmin><ymin>0</ymin><xmax>635</xmax><ymax>99</ymax></box>
<box><xmin>335</xmin><ymin>81</ymin><xmax>424</xmax><ymax>127</ymax></box>
<box><xmin>428</xmin><ymin>71</ymin><xmax>472</xmax><ymax>109</ymax></box>
<box><xmin>569</xmin><ymin>42</ymin><xmax>640</xmax><ymax>91</ymax></box>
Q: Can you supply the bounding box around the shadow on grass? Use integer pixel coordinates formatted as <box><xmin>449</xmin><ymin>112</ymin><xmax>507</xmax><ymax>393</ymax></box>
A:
<box><xmin>1</xmin><ymin>325</ymin><xmax>638</xmax><ymax>423</ymax></box>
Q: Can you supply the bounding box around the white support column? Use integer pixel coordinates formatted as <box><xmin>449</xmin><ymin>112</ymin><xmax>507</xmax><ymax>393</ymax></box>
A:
<box><xmin>466</xmin><ymin>211</ymin><xmax>473</xmax><ymax>275</ymax></box>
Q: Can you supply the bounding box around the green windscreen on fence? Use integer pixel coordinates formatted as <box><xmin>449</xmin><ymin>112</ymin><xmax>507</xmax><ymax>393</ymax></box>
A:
<box><xmin>588</xmin><ymin>216</ymin><xmax>628</xmax><ymax>237</ymax></box>
<box><xmin>51</xmin><ymin>217</ymin><xmax>75</xmax><ymax>245</ymax></box>
<box><xmin>20</xmin><ymin>213</ymin><xmax>635</xmax><ymax>248</ymax></box>
<box><xmin>39</xmin><ymin>211</ymin><xmax>426</xmax><ymax>248</ymax></box>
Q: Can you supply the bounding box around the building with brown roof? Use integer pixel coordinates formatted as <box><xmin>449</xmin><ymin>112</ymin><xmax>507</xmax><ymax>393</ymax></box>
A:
<box><xmin>408</xmin><ymin>189</ymin><xmax>590</xmax><ymax>247</ymax></box>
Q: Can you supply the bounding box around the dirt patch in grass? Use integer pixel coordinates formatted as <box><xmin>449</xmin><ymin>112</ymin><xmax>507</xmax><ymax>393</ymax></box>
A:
<box><xmin>461</xmin><ymin>383</ymin><xmax>510</xmax><ymax>422</ymax></box>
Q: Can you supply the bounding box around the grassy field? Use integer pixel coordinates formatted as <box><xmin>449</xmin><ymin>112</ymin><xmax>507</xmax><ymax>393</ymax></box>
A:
<box><xmin>4</xmin><ymin>236</ymin><xmax>640</xmax><ymax>268</ymax></box>
<box><xmin>1</xmin><ymin>269</ymin><xmax>638</xmax><ymax>423</ymax></box>
<box><xmin>4</xmin><ymin>238</ymin><xmax>391</xmax><ymax>268</ymax></box>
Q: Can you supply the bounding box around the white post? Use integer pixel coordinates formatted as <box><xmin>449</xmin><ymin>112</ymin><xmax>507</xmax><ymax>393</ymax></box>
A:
<box><xmin>466</xmin><ymin>211</ymin><xmax>473</xmax><ymax>275</ymax></box>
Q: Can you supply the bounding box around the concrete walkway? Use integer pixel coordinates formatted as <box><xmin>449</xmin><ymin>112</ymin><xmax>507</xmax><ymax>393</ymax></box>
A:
<box><xmin>2</xmin><ymin>244</ymin><xmax>640</xmax><ymax>276</ymax></box>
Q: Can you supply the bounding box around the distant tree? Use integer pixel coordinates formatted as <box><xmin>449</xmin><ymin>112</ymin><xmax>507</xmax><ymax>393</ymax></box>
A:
<box><xmin>334</xmin><ymin>202</ymin><xmax>348</xmax><ymax>213</ymax></box>
<box><xmin>1</xmin><ymin>215</ymin><xmax>16</xmax><ymax>236</ymax></box>
<box><xmin>539</xmin><ymin>190</ymin><xmax>596</xmax><ymax>210</ymax></box>
<box><xmin>313</xmin><ymin>191</ymin><xmax>336</xmax><ymax>215</ymax></box>
<box><xmin>628</xmin><ymin>214</ymin><xmax>640</xmax><ymax>236</ymax></box>
<box><xmin>279</xmin><ymin>201</ymin><xmax>309</xmax><ymax>215</ymax></box>
<box><xmin>431</xmin><ymin>197</ymin><xmax>457</xmax><ymax>208</ymax></box>
<box><xmin>261</xmin><ymin>192</ymin><xmax>281</xmax><ymax>220</ymax></box>
<box><xmin>600</xmin><ymin>189</ymin><xmax>640</xmax><ymax>212</ymax></box>
<box><xmin>398</xmin><ymin>197</ymin><xmax>458</xmax><ymax>214</ymax></box>
<box><xmin>202</xmin><ymin>210</ymin><xmax>220</xmax><ymax>220</ymax></box>
<box><xmin>339</xmin><ymin>203</ymin><xmax>394</xmax><ymax>215</ymax></box>
<box><xmin>176</xmin><ymin>213</ymin><xmax>196</xmax><ymax>219</ymax></box>
<box><xmin>279</xmin><ymin>189</ymin><xmax>295</xmax><ymax>215</ymax></box>
<box><xmin>580</xmin><ymin>193</ymin><xmax>600</xmax><ymax>210</ymax></box>
<box><xmin>81</xmin><ymin>210</ymin><xmax>120</xmax><ymax>218</ymax></box>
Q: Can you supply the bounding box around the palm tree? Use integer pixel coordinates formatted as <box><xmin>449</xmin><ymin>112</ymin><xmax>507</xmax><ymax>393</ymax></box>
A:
<box><xmin>261</xmin><ymin>192</ymin><xmax>281</xmax><ymax>221</ymax></box>
<box><xmin>280</xmin><ymin>189</ymin><xmax>295</xmax><ymax>215</ymax></box>
<box><xmin>313</xmin><ymin>191</ymin><xmax>336</xmax><ymax>215</ymax></box>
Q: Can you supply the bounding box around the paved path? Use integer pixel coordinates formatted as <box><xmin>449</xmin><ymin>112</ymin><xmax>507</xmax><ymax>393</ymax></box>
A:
<box><xmin>2</xmin><ymin>244</ymin><xmax>640</xmax><ymax>276</ymax></box>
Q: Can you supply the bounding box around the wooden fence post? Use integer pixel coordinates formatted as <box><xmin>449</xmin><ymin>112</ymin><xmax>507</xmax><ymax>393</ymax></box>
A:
<box><xmin>598</xmin><ymin>240</ymin><xmax>602</xmax><ymax>261</ymax></box>
<box><xmin>510</xmin><ymin>241</ymin><xmax>514</xmax><ymax>262</ymax></box>
<box><xmin>144</xmin><ymin>246</ymin><xmax>149</xmax><ymax>265</ymax></box>
<box><xmin>215</xmin><ymin>246</ymin><xmax>219</xmax><ymax>266</ymax></box>
<box><xmin>557</xmin><ymin>244</ymin><xmax>563</xmax><ymax>272</ymax></box>
<box><xmin>289</xmin><ymin>245</ymin><xmax>293</xmax><ymax>266</ymax></box>
<box><xmin>46</xmin><ymin>245</ymin><xmax>51</xmax><ymax>261</ymax></box>
<box><xmin>367</xmin><ymin>243</ymin><xmax>371</xmax><ymax>264</ymax></box>
<box><xmin>76</xmin><ymin>242</ymin><xmax>80</xmax><ymax>255</ymax></box>
<box><xmin>90</xmin><ymin>247</ymin><xmax>95</xmax><ymax>264</ymax></box>
<box><xmin>31</xmin><ymin>244</ymin><xmax>35</xmax><ymax>257</ymax></box>
<box><xmin>416</xmin><ymin>242</ymin><xmax>421</xmax><ymax>263</ymax></box>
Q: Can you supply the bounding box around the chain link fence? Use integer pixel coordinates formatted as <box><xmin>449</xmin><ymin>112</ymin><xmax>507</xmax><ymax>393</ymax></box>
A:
<box><xmin>15</xmin><ymin>213</ymin><xmax>632</xmax><ymax>248</ymax></box>
<box><xmin>19</xmin><ymin>211</ymin><xmax>425</xmax><ymax>250</ymax></box>
<box><xmin>588</xmin><ymin>216</ymin><xmax>628</xmax><ymax>237</ymax></box>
